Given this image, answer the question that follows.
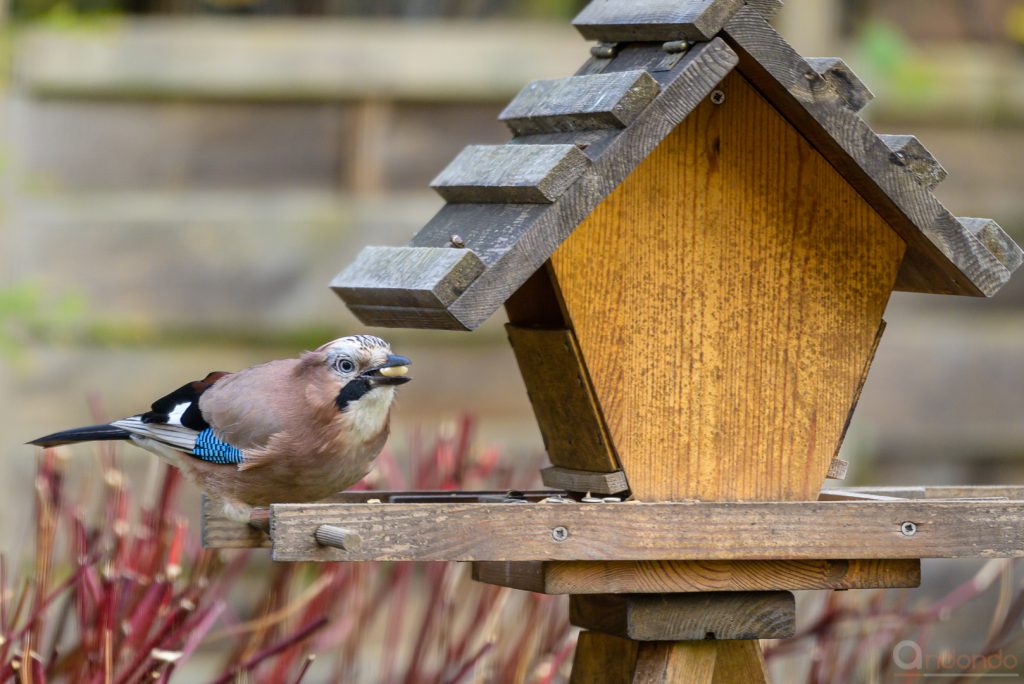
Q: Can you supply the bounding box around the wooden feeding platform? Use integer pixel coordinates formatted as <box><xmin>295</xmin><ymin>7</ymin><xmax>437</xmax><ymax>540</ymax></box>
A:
<box><xmin>203</xmin><ymin>0</ymin><xmax>1023</xmax><ymax>681</ymax></box>
<box><xmin>206</xmin><ymin>486</ymin><xmax>1024</xmax><ymax>565</ymax></box>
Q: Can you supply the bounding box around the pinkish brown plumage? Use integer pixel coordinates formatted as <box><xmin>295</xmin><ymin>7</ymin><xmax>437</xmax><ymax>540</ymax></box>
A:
<box><xmin>30</xmin><ymin>336</ymin><xmax>411</xmax><ymax>520</ymax></box>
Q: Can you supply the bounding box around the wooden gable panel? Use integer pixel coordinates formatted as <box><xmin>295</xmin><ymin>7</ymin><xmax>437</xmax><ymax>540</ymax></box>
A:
<box><xmin>550</xmin><ymin>70</ymin><xmax>906</xmax><ymax>502</ymax></box>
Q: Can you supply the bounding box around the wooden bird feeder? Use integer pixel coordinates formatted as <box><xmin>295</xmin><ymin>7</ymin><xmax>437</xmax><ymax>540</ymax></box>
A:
<box><xmin>203</xmin><ymin>1</ymin><xmax>1024</xmax><ymax>680</ymax></box>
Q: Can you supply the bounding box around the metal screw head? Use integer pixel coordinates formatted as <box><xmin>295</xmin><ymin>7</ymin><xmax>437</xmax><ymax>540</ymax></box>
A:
<box><xmin>710</xmin><ymin>90</ymin><xmax>726</xmax><ymax>105</ymax></box>
<box><xmin>450</xmin><ymin>234</ymin><xmax>466</xmax><ymax>248</ymax></box>
<box><xmin>900</xmin><ymin>521</ymin><xmax>917</xmax><ymax>537</ymax></box>
<box><xmin>551</xmin><ymin>526</ymin><xmax>569</xmax><ymax>542</ymax></box>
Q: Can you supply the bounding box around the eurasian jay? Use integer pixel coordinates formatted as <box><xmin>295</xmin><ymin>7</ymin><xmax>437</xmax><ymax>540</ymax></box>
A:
<box><xmin>30</xmin><ymin>335</ymin><xmax>411</xmax><ymax>521</ymax></box>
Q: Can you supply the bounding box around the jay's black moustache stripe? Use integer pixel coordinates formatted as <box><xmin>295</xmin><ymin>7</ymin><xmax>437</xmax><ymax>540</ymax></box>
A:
<box><xmin>335</xmin><ymin>377</ymin><xmax>373</xmax><ymax>412</ymax></box>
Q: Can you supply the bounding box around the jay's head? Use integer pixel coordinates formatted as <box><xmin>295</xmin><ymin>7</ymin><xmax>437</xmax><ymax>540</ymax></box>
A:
<box><xmin>313</xmin><ymin>335</ymin><xmax>411</xmax><ymax>413</ymax></box>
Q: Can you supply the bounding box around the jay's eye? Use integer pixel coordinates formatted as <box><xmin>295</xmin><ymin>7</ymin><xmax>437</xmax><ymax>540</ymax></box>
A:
<box><xmin>337</xmin><ymin>359</ymin><xmax>356</xmax><ymax>373</ymax></box>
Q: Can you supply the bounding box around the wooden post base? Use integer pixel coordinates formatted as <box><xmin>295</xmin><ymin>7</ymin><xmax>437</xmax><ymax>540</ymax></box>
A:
<box><xmin>570</xmin><ymin>631</ymin><xmax>769</xmax><ymax>684</ymax></box>
<box><xmin>568</xmin><ymin>592</ymin><xmax>787</xmax><ymax>682</ymax></box>
<box><xmin>570</xmin><ymin>592</ymin><xmax>795</xmax><ymax>641</ymax></box>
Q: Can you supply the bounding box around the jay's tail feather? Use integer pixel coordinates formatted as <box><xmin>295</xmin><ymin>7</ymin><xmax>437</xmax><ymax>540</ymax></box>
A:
<box><xmin>28</xmin><ymin>424</ymin><xmax>131</xmax><ymax>447</ymax></box>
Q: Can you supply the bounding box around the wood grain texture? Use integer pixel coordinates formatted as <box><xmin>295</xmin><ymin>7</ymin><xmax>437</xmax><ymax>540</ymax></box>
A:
<box><xmin>202</xmin><ymin>496</ymin><xmax>270</xmax><ymax>549</ymax></box>
<box><xmin>832</xmin><ymin>319</ymin><xmax>886</xmax><ymax>466</ymax></box>
<box><xmin>409</xmin><ymin>202</ymin><xmax>551</xmax><ymax>269</ymax></box>
<box><xmin>825</xmin><ymin>458</ymin><xmax>849</xmax><ymax>480</ymax></box>
<box><xmin>744</xmin><ymin>0</ymin><xmax>783</xmax><ymax>20</ymax></box>
<box><xmin>541</xmin><ymin>466</ymin><xmax>629</xmax><ymax>494</ymax></box>
<box><xmin>438</xmin><ymin>40</ymin><xmax>738</xmax><ymax>330</ymax></box>
<box><xmin>570</xmin><ymin>592</ymin><xmax>795</xmax><ymax>640</ymax></box>
<box><xmin>204</xmin><ymin>489</ymin><xmax>560</xmax><ymax>549</ymax></box>
<box><xmin>471</xmin><ymin>558</ymin><xmax>921</xmax><ymax>593</ymax></box>
<box><xmin>430</xmin><ymin>144</ymin><xmax>590</xmax><ymax>204</ymax></box>
<box><xmin>570</xmin><ymin>632</ymin><xmax>639</xmax><ymax>684</ymax></box>
<box><xmin>879</xmin><ymin>134</ymin><xmax>948</xmax><ymax>190</ymax></box>
<box><xmin>331</xmin><ymin>245</ymin><xmax>484</xmax><ymax>310</ymax></box>
<box><xmin>712</xmin><ymin>640</ymin><xmax>769</xmax><ymax>684</ymax></box>
<box><xmin>723</xmin><ymin>7</ymin><xmax>1011</xmax><ymax>296</ymax></box>
<box><xmin>806</xmin><ymin>57</ymin><xmax>873</xmax><ymax>112</ymax></box>
<box><xmin>633</xmin><ymin>641</ymin><xmax>717</xmax><ymax>684</ymax></box>
<box><xmin>268</xmin><ymin>500</ymin><xmax>1024</xmax><ymax>562</ymax></box>
<box><xmin>343</xmin><ymin>304</ymin><xmax>470</xmax><ymax>331</ymax></box>
<box><xmin>550</xmin><ymin>70</ymin><xmax>904</xmax><ymax>502</ymax></box>
<box><xmin>503</xmin><ymin>261</ymin><xmax>570</xmax><ymax>328</ymax></box>
<box><xmin>959</xmin><ymin>218</ymin><xmax>1024</xmax><ymax>274</ymax></box>
<box><xmin>507</xmin><ymin>326</ymin><xmax>620</xmax><ymax>472</ymax></box>
<box><xmin>203</xmin><ymin>486</ymin><xmax>1024</xmax><ymax>549</ymax></box>
<box><xmin>500</xmin><ymin>70</ymin><xmax>661</xmax><ymax>136</ymax></box>
<box><xmin>573</xmin><ymin>0</ymin><xmax>745</xmax><ymax>42</ymax></box>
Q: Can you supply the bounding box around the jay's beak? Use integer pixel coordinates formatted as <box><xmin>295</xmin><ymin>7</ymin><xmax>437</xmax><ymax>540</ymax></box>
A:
<box><xmin>364</xmin><ymin>354</ymin><xmax>412</xmax><ymax>386</ymax></box>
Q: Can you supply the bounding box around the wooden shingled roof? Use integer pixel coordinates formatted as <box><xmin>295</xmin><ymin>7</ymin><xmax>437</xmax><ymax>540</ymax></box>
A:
<box><xmin>333</xmin><ymin>0</ymin><xmax>1023</xmax><ymax>331</ymax></box>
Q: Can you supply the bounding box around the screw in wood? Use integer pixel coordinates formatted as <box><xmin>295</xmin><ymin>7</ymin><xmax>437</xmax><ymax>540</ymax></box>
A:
<box><xmin>551</xmin><ymin>526</ymin><xmax>569</xmax><ymax>542</ymax></box>
<box><xmin>450</xmin><ymin>234</ymin><xmax>466</xmax><ymax>248</ymax></box>
<box><xmin>710</xmin><ymin>90</ymin><xmax>726</xmax><ymax>105</ymax></box>
<box><xmin>661</xmin><ymin>39</ymin><xmax>690</xmax><ymax>54</ymax></box>
<box><xmin>315</xmin><ymin>524</ymin><xmax>363</xmax><ymax>551</ymax></box>
<box><xmin>900</xmin><ymin>521</ymin><xmax>917</xmax><ymax>537</ymax></box>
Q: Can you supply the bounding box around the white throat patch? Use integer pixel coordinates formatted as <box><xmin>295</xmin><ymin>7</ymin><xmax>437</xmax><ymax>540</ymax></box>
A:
<box><xmin>341</xmin><ymin>386</ymin><xmax>395</xmax><ymax>443</ymax></box>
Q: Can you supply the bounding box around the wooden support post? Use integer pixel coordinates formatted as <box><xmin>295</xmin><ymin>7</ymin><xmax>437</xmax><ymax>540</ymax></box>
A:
<box><xmin>571</xmin><ymin>632</ymin><xmax>639</xmax><ymax>684</ymax></box>
<box><xmin>712</xmin><ymin>641</ymin><xmax>770</xmax><ymax>684</ymax></box>
<box><xmin>633</xmin><ymin>641</ymin><xmax>718</xmax><ymax>684</ymax></box>
<box><xmin>572</xmin><ymin>635</ymin><xmax>768</xmax><ymax>684</ymax></box>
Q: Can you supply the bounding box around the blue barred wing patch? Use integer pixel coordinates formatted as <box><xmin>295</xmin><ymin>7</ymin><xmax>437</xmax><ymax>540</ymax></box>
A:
<box><xmin>191</xmin><ymin>428</ymin><xmax>245</xmax><ymax>465</ymax></box>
